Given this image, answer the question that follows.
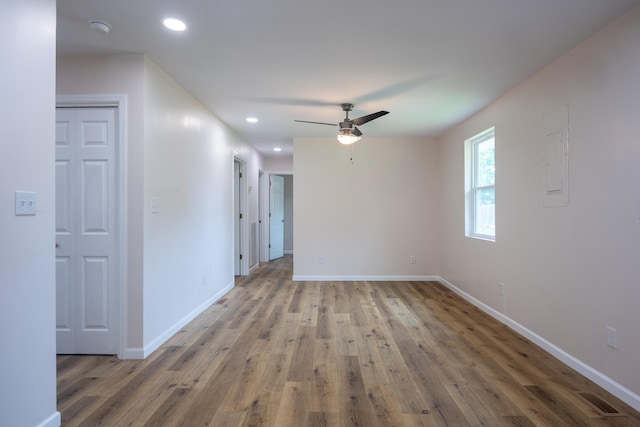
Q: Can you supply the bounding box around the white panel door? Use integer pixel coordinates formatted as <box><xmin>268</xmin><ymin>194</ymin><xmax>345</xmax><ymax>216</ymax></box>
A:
<box><xmin>55</xmin><ymin>107</ymin><xmax>118</xmax><ymax>354</ymax></box>
<box><xmin>269</xmin><ymin>175</ymin><xmax>285</xmax><ymax>260</ymax></box>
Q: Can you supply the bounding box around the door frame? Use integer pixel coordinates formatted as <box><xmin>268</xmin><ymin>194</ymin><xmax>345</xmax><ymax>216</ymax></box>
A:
<box><xmin>233</xmin><ymin>154</ymin><xmax>249</xmax><ymax>276</ymax></box>
<box><xmin>268</xmin><ymin>174</ymin><xmax>286</xmax><ymax>260</ymax></box>
<box><xmin>56</xmin><ymin>94</ymin><xmax>127</xmax><ymax>358</ymax></box>
<box><xmin>259</xmin><ymin>172</ymin><xmax>293</xmax><ymax>262</ymax></box>
<box><xmin>259</xmin><ymin>170</ymin><xmax>270</xmax><ymax>263</ymax></box>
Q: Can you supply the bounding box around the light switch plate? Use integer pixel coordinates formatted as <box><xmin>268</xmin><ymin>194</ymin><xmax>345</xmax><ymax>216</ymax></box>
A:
<box><xmin>15</xmin><ymin>191</ymin><xmax>37</xmax><ymax>215</ymax></box>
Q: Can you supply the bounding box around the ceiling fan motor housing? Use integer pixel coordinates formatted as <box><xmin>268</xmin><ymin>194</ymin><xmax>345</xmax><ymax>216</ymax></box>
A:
<box><xmin>339</xmin><ymin>120</ymin><xmax>353</xmax><ymax>131</ymax></box>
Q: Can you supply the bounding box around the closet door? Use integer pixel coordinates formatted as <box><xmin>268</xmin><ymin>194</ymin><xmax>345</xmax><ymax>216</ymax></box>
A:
<box><xmin>55</xmin><ymin>107</ymin><xmax>118</xmax><ymax>354</ymax></box>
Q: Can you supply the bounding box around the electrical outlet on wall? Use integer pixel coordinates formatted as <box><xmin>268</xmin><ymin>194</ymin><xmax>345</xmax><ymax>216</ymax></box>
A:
<box><xmin>498</xmin><ymin>282</ymin><xmax>505</xmax><ymax>297</ymax></box>
<box><xmin>409</xmin><ymin>256</ymin><xmax>416</xmax><ymax>264</ymax></box>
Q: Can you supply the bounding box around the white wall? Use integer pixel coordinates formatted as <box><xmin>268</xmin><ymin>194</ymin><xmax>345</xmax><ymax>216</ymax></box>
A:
<box><xmin>0</xmin><ymin>0</ymin><xmax>60</xmax><ymax>426</ymax></box>
<box><xmin>56</xmin><ymin>54</ymin><xmax>263</xmax><ymax>358</ymax></box>
<box><xmin>142</xmin><ymin>58</ymin><xmax>262</xmax><ymax>352</ymax></box>
<box><xmin>438</xmin><ymin>6</ymin><xmax>640</xmax><ymax>405</ymax></box>
<box><xmin>293</xmin><ymin>137</ymin><xmax>440</xmax><ymax>279</ymax></box>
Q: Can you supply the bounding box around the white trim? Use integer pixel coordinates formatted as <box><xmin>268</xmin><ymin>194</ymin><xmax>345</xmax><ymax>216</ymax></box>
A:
<box><xmin>126</xmin><ymin>280</ymin><xmax>235</xmax><ymax>359</ymax></box>
<box><xmin>56</xmin><ymin>94</ymin><xmax>128</xmax><ymax>359</ymax></box>
<box><xmin>465</xmin><ymin>126</ymin><xmax>496</xmax><ymax>241</ymax></box>
<box><xmin>284</xmin><ymin>249</ymin><xmax>294</xmax><ymax>255</ymax></box>
<box><xmin>233</xmin><ymin>155</ymin><xmax>249</xmax><ymax>276</ymax></box>
<box><xmin>437</xmin><ymin>276</ymin><xmax>640</xmax><ymax>413</ymax></box>
<box><xmin>36</xmin><ymin>411</ymin><xmax>61</xmax><ymax>427</ymax></box>
<box><xmin>292</xmin><ymin>275</ymin><xmax>440</xmax><ymax>282</ymax></box>
<box><xmin>120</xmin><ymin>347</ymin><xmax>145</xmax><ymax>360</ymax></box>
<box><xmin>259</xmin><ymin>171</ymin><xmax>270</xmax><ymax>263</ymax></box>
<box><xmin>249</xmin><ymin>262</ymin><xmax>260</xmax><ymax>274</ymax></box>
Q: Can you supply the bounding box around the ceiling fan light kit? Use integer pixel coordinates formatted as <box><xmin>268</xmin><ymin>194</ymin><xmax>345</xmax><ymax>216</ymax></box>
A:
<box><xmin>337</xmin><ymin>132</ymin><xmax>361</xmax><ymax>145</ymax></box>
<box><xmin>295</xmin><ymin>103</ymin><xmax>389</xmax><ymax>145</ymax></box>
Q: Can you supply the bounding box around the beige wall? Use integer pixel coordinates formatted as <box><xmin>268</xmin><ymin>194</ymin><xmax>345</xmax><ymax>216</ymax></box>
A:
<box><xmin>438</xmin><ymin>7</ymin><xmax>640</xmax><ymax>404</ymax></box>
<box><xmin>57</xmin><ymin>54</ymin><xmax>146</xmax><ymax>351</ymax></box>
<box><xmin>263</xmin><ymin>154</ymin><xmax>293</xmax><ymax>174</ymax></box>
<box><xmin>293</xmin><ymin>137</ymin><xmax>440</xmax><ymax>279</ymax></box>
<box><xmin>284</xmin><ymin>175</ymin><xmax>294</xmax><ymax>252</ymax></box>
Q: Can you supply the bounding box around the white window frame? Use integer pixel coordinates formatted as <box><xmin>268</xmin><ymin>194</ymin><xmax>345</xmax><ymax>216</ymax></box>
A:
<box><xmin>465</xmin><ymin>127</ymin><xmax>495</xmax><ymax>241</ymax></box>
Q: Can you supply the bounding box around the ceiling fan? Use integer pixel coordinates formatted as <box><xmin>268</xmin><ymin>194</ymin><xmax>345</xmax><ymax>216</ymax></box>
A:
<box><xmin>295</xmin><ymin>103</ymin><xmax>389</xmax><ymax>145</ymax></box>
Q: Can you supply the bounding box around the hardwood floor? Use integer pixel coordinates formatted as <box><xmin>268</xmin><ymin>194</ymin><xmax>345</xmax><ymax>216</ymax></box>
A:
<box><xmin>57</xmin><ymin>255</ymin><xmax>640</xmax><ymax>426</ymax></box>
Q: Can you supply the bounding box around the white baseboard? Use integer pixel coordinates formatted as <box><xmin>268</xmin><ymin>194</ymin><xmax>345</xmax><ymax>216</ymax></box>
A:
<box><xmin>292</xmin><ymin>275</ymin><xmax>440</xmax><ymax>282</ymax></box>
<box><xmin>122</xmin><ymin>280</ymin><xmax>235</xmax><ymax>360</ymax></box>
<box><xmin>37</xmin><ymin>411</ymin><xmax>61</xmax><ymax>427</ymax></box>
<box><xmin>120</xmin><ymin>346</ymin><xmax>145</xmax><ymax>360</ymax></box>
<box><xmin>437</xmin><ymin>276</ymin><xmax>640</xmax><ymax>413</ymax></box>
<box><xmin>284</xmin><ymin>249</ymin><xmax>294</xmax><ymax>255</ymax></box>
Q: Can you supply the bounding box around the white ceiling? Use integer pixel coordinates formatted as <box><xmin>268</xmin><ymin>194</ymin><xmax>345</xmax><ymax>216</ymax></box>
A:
<box><xmin>57</xmin><ymin>0</ymin><xmax>639</xmax><ymax>156</ymax></box>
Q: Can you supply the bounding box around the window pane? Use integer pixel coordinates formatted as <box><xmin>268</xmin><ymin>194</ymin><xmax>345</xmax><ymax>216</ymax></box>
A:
<box><xmin>465</xmin><ymin>126</ymin><xmax>495</xmax><ymax>241</ymax></box>
<box><xmin>474</xmin><ymin>187</ymin><xmax>495</xmax><ymax>237</ymax></box>
<box><xmin>476</xmin><ymin>137</ymin><xmax>495</xmax><ymax>187</ymax></box>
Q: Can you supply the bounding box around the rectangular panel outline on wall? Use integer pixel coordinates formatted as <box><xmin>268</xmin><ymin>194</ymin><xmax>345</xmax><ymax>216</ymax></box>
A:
<box><xmin>541</xmin><ymin>103</ymin><xmax>569</xmax><ymax>207</ymax></box>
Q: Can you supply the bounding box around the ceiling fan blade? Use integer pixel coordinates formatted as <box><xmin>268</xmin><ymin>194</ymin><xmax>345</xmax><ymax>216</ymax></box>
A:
<box><xmin>353</xmin><ymin>127</ymin><xmax>362</xmax><ymax>137</ymax></box>
<box><xmin>294</xmin><ymin>120</ymin><xmax>337</xmax><ymax>126</ymax></box>
<box><xmin>351</xmin><ymin>110</ymin><xmax>389</xmax><ymax>126</ymax></box>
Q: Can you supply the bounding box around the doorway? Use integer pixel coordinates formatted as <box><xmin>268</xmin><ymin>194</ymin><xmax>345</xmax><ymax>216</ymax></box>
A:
<box><xmin>55</xmin><ymin>95</ymin><xmax>126</xmax><ymax>356</ymax></box>
<box><xmin>233</xmin><ymin>157</ymin><xmax>249</xmax><ymax>276</ymax></box>
<box><xmin>259</xmin><ymin>173</ymin><xmax>293</xmax><ymax>263</ymax></box>
<box><xmin>269</xmin><ymin>174</ymin><xmax>285</xmax><ymax>260</ymax></box>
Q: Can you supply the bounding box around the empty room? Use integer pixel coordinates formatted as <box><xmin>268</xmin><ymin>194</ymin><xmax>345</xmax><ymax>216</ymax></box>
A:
<box><xmin>2</xmin><ymin>0</ymin><xmax>640</xmax><ymax>426</ymax></box>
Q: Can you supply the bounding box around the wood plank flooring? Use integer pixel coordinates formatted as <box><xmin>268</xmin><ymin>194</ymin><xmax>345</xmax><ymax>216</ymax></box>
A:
<box><xmin>57</xmin><ymin>255</ymin><xmax>640</xmax><ymax>426</ymax></box>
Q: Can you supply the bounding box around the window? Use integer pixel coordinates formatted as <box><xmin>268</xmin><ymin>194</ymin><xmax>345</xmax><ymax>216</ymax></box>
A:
<box><xmin>465</xmin><ymin>127</ymin><xmax>495</xmax><ymax>240</ymax></box>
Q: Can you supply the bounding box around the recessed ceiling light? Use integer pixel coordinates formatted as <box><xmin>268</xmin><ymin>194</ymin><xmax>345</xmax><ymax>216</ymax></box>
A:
<box><xmin>89</xmin><ymin>19</ymin><xmax>111</xmax><ymax>34</ymax></box>
<box><xmin>246</xmin><ymin>117</ymin><xmax>258</xmax><ymax>123</ymax></box>
<box><xmin>273</xmin><ymin>147</ymin><xmax>282</xmax><ymax>152</ymax></box>
<box><xmin>163</xmin><ymin>18</ymin><xmax>186</xmax><ymax>32</ymax></box>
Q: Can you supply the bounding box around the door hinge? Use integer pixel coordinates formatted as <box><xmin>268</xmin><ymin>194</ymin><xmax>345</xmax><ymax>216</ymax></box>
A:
<box><xmin>239</xmin><ymin>254</ymin><xmax>243</xmax><ymax>260</ymax></box>
<box><xmin>239</xmin><ymin>213</ymin><xmax>243</xmax><ymax>219</ymax></box>
<box><xmin>269</xmin><ymin>244</ymin><xmax>271</xmax><ymax>248</ymax></box>
<box><xmin>239</xmin><ymin>172</ymin><xmax>243</xmax><ymax>178</ymax></box>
